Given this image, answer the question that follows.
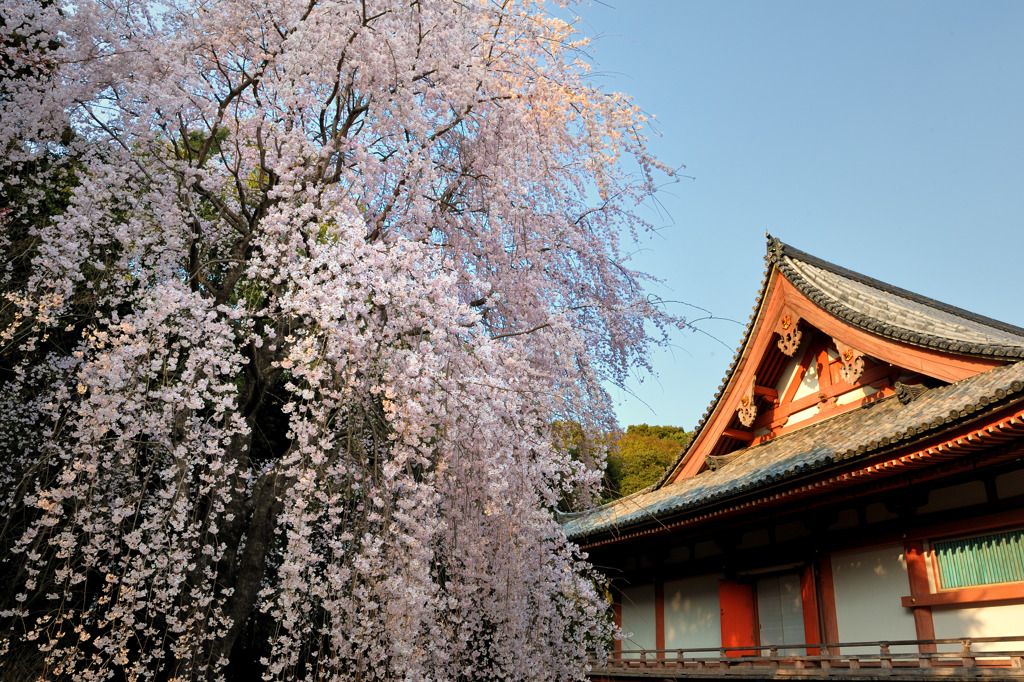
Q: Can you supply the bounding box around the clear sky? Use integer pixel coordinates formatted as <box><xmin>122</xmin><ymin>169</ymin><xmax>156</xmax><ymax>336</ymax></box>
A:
<box><xmin>571</xmin><ymin>1</ymin><xmax>1024</xmax><ymax>431</ymax></box>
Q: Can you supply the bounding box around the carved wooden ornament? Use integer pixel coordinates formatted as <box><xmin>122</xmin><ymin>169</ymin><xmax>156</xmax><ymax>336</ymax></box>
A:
<box><xmin>737</xmin><ymin>376</ymin><xmax>757</xmax><ymax>427</ymax></box>
<box><xmin>833</xmin><ymin>338</ymin><xmax>865</xmax><ymax>384</ymax></box>
<box><xmin>776</xmin><ymin>311</ymin><xmax>803</xmax><ymax>356</ymax></box>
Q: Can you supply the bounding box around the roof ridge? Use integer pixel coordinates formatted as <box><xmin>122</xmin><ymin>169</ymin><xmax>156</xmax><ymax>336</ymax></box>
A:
<box><xmin>770</xmin><ymin>238</ymin><xmax>1024</xmax><ymax>340</ymax></box>
<box><xmin>652</xmin><ymin>235</ymin><xmax>1024</xmax><ymax>492</ymax></box>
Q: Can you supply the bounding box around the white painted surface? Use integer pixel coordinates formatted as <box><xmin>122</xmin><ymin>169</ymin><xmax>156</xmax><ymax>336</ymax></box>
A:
<box><xmin>793</xmin><ymin>361</ymin><xmax>819</xmax><ymax>401</ymax></box>
<box><xmin>835</xmin><ymin>384</ymin><xmax>878</xmax><ymax>406</ymax></box>
<box><xmin>831</xmin><ymin>545</ymin><xmax>918</xmax><ymax>653</ymax></box>
<box><xmin>663</xmin><ymin>574</ymin><xmax>723</xmax><ymax>652</ymax></box>
<box><xmin>775</xmin><ymin>351</ymin><xmax>803</xmax><ymax>394</ymax></box>
<box><xmin>787</xmin><ymin>404</ymin><xmax>819</xmax><ymax>426</ymax></box>
<box><xmin>924</xmin><ymin>544</ymin><xmax>938</xmax><ymax>593</ymax></box>
<box><xmin>620</xmin><ymin>583</ymin><xmax>657</xmax><ymax>656</ymax></box>
<box><xmin>932</xmin><ymin>602</ymin><xmax>1024</xmax><ymax>653</ymax></box>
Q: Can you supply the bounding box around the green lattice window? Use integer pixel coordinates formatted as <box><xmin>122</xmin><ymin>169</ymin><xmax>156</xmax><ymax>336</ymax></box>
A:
<box><xmin>933</xmin><ymin>529</ymin><xmax>1024</xmax><ymax>590</ymax></box>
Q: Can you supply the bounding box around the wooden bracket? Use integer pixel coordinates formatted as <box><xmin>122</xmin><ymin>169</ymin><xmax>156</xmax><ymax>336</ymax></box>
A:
<box><xmin>833</xmin><ymin>338</ymin><xmax>865</xmax><ymax>384</ymax></box>
<box><xmin>776</xmin><ymin>310</ymin><xmax>803</xmax><ymax>356</ymax></box>
<box><xmin>737</xmin><ymin>375</ymin><xmax>757</xmax><ymax>427</ymax></box>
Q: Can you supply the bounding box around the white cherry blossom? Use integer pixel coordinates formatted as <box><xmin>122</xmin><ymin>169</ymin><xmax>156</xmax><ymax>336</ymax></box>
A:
<box><xmin>0</xmin><ymin>0</ymin><xmax>675</xmax><ymax>679</ymax></box>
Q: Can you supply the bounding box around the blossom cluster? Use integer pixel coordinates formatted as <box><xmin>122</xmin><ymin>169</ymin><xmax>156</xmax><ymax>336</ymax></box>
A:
<box><xmin>0</xmin><ymin>0</ymin><xmax>672</xmax><ymax>679</ymax></box>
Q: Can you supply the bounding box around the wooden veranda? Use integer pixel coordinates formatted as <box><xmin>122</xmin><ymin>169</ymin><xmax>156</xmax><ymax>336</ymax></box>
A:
<box><xmin>590</xmin><ymin>636</ymin><xmax>1024</xmax><ymax>680</ymax></box>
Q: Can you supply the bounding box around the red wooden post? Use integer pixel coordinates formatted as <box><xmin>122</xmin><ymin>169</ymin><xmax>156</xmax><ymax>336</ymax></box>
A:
<box><xmin>655</xmin><ymin>578</ymin><xmax>665</xmax><ymax>659</ymax></box>
<box><xmin>817</xmin><ymin>556</ymin><xmax>840</xmax><ymax>656</ymax></box>
<box><xmin>612</xmin><ymin>594</ymin><xmax>622</xmax><ymax>659</ymax></box>
<box><xmin>800</xmin><ymin>563</ymin><xmax>822</xmax><ymax>656</ymax></box>
<box><xmin>904</xmin><ymin>540</ymin><xmax>937</xmax><ymax>654</ymax></box>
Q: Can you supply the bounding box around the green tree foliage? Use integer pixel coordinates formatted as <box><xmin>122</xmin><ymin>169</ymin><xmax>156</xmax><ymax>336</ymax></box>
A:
<box><xmin>608</xmin><ymin>424</ymin><xmax>691</xmax><ymax>497</ymax></box>
<box><xmin>553</xmin><ymin>422</ymin><xmax>691</xmax><ymax>502</ymax></box>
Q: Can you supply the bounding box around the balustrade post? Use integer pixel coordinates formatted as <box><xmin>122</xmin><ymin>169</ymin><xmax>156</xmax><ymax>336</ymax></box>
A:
<box><xmin>961</xmin><ymin>639</ymin><xmax>976</xmax><ymax>669</ymax></box>
<box><xmin>880</xmin><ymin>642</ymin><xmax>892</xmax><ymax>669</ymax></box>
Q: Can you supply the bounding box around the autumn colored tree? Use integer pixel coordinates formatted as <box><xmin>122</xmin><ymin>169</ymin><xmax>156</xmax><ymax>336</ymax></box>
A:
<box><xmin>608</xmin><ymin>424</ymin><xmax>690</xmax><ymax>497</ymax></box>
<box><xmin>0</xmin><ymin>0</ymin><xmax>675</xmax><ymax>680</ymax></box>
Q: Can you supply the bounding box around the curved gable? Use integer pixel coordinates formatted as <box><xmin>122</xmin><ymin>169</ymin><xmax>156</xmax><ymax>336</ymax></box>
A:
<box><xmin>659</xmin><ymin>238</ymin><xmax>1024</xmax><ymax>486</ymax></box>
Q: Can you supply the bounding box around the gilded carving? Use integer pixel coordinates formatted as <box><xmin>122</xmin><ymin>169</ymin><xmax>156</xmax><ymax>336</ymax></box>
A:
<box><xmin>737</xmin><ymin>376</ymin><xmax>757</xmax><ymax>427</ymax></box>
<box><xmin>833</xmin><ymin>338</ymin><xmax>865</xmax><ymax>384</ymax></box>
<box><xmin>776</xmin><ymin>312</ymin><xmax>802</xmax><ymax>356</ymax></box>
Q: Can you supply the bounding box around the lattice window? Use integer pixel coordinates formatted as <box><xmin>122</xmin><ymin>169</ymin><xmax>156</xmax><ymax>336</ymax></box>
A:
<box><xmin>933</xmin><ymin>529</ymin><xmax>1024</xmax><ymax>589</ymax></box>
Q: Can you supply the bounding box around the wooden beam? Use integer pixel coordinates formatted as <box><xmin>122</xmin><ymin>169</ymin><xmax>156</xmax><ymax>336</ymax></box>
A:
<box><xmin>902</xmin><ymin>584</ymin><xmax>1024</xmax><ymax>608</ymax></box>
<box><xmin>669</xmin><ymin>273</ymin><xmax>1005</xmax><ymax>484</ymax></box>
<box><xmin>817</xmin><ymin>347</ymin><xmax>833</xmax><ymax>391</ymax></box>
<box><xmin>722</xmin><ymin>428</ymin><xmax>755</xmax><ymax>442</ymax></box>
<box><xmin>905</xmin><ymin>510</ymin><xmax>1024</xmax><ymax>545</ymax></box>
<box><xmin>751</xmin><ymin>363</ymin><xmax>896</xmax><ymax>431</ymax></box>
<box><xmin>778</xmin><ymin>278</ymin><xmax>1004</xmax><ymax>383</ymax></box>
<box><xmin>753</xmin><ymin>385</ymin><xmax>779</xmax><ymax>401</ymax></box>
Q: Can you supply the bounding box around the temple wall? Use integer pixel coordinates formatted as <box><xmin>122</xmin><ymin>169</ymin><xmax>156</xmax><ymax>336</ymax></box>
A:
<box><xmin>663</xmin><ymin>574</ymin><xmax>723</xmax><ymax>651</ymax></box>
<box><xmin>620</xmin><ymin>583</ymin><xmax>657</xmax><ymax>655</ymax></box>
<box><xmin>831</xmin><ymin>545</ymin><xmax>918</xmax><ymax>653</ymax></box>
<box><xmin>932</xmin><ymin>602</ymin><xmax>1024</xmax><ymax>653</ymax></box>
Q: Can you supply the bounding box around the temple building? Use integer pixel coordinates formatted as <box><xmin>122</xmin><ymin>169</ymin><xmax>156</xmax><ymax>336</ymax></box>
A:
<box><xmin>564</xmin><ymin>238</ymin><xmax>1024</xmax><ymax>679</ymax></box>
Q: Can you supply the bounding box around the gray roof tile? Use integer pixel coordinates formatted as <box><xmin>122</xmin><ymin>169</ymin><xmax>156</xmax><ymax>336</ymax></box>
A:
<box><xmin>775</xmin><ymin>240</ymin><xmax>1024</xmax><ymax>357</ymax></box>
<box><xmin>651</xmin><ymin>237</ymin><xmax>1024</xmax><ymax>490</ymax></box>
<box><xmin>564</xmin><ymin>360</ymin><xmax>1024</xmax><ymax>541</ymax></box>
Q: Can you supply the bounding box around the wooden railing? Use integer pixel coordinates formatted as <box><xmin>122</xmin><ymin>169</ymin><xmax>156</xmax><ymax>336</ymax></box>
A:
<box><xmin>590</xmin><ymin>636</ymin><xmax>1024</xmax><ymax>679</ymax></box>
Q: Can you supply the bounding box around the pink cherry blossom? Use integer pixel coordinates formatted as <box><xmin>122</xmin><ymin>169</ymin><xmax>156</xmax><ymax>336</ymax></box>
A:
<box><xmin>0</xmin><ymin>0</ymin><xmax>676</xmax><ymax>679</ymax></box>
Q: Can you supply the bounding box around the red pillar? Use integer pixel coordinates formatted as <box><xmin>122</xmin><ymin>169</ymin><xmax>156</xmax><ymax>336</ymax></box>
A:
<box><xmin>800</xmin><ymin>563</ymin><xmax>822</xmax><ymax>655</ymax></box>
<box><xmin>817</xmin><ymin>556</ymin><xmax>840</xmax><ymax>654</ymax></box>
<box><xmin>904</xmin><ymin>540</ymin><xmax>937</xmax><ymax>653</ymax></box>
<box><xmin>655</xmin><ymin>578</ymin><xmax>666</xmax><ymax>658</ymax></box>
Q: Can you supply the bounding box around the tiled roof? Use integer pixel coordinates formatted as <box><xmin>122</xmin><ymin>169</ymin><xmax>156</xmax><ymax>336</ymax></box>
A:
<box><xmin>772</xmin><ymin>240</ymin><xmax>1024</xmax><ymax>358</ymax></box>
<box><xmin>563</xmin><ymin>360</ymin><xmax>1024</xmax><ymax>541</ymax></box>
<box><xmin>651</xmin><ymin>237</ymin><xmax>1024</xmax><ymax>490</ymax></box>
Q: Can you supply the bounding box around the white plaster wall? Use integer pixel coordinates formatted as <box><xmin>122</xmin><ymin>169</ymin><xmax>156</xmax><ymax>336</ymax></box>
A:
<box><xmin>775</xmin><ymin>352</ymin><xmax>803</xmax><ymax>394</ymax></box>
<box><xmin>831</xmin><ymin>545</ymin><xmax>918</xmax><ymax>653</ymax></box>
<box><xmin>663</xmin><ymin>574</ymin><xmax>723</xmax><ymax>652</ymax></box>
<box><xmin>932</xmin><ymin>602</ymin><xmax>1024</xmax><ymax>653</ymax></box>
<box><xmin>620</xmin><ymin>583</ymin><xmax>657</xmax><ymax>657</ymax></box>
<box><xmin>787</xmin><ymin>404</ymin><xmax>819</xmax><ymax>425</ymax></box>
<box><xmin>836</xmin><ymin>384</ymin><xmax>878</xmax><ymax>406</ymax></box>
<box><xmin>793</xmin><ymin>361</ymin><xmax>819</xmax><ymax>401</ymax></box>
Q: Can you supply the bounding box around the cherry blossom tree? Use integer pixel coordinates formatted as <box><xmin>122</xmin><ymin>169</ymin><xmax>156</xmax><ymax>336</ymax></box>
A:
<box><xmin>0</xmin><ymin>0</ymin><xmax>673</xmax><ymax>679</ymax></box>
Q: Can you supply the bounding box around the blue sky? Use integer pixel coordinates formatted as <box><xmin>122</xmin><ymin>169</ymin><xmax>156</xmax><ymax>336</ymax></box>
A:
<box><xmin>571</xmin><ymin>1</ymin><xmax>1024</xmax><ymax>430</ymax></box>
